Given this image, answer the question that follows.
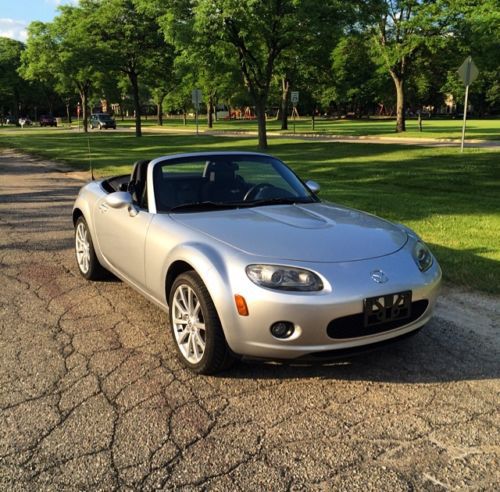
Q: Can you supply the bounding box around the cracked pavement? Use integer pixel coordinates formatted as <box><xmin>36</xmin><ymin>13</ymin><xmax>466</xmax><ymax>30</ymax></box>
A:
<box><xmin>0</xmin><ymin>150</ymin><xmax>499</xmax><ymax>490</ymax></box>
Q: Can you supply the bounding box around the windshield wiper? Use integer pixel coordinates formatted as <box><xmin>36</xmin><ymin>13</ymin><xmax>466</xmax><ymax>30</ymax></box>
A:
<box><xmin>168</xmin><ymin>197</ymin><xmax>314</xmax><ymax>212</ymax></box>
<box><xmin>248</xmin><ymin>197</ymin><xmax>314</xmax><ymax>207</ymax></box>
<box><xmin>168</xmin><ymin>201</ymin><xmax>240</xmax><ymax>212</ymax></box>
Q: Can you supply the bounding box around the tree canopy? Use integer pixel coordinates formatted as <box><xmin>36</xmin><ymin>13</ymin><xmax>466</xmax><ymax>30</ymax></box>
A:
<box><xmin>3</xmin><ymin>0</ymin><xmax>497</xmax><ymax>144</ymax></box>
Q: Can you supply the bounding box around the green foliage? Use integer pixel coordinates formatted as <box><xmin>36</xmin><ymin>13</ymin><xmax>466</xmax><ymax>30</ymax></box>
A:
<box><xmin>0</xmin><ymin>37</ymin><xmax>26</xmax><ymax>115</ymax></box>
<box><xmin>3</xmin><ymin>0</ymin><xmax>499</xmax><ymax>133</ymax></box>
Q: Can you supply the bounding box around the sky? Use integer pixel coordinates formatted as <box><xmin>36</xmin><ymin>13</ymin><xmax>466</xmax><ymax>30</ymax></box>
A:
<box><xmin>0</xmin><ymin>0</ymin><xmax>78</xmax><ymax>42</ymax></box>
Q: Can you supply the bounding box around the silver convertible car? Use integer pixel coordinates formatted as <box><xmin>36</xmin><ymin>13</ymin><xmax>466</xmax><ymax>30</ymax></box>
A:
<box><xmin>73</xmin><ymin>152</ymin><xmax>441</xmax><ymax>373</ymax></box>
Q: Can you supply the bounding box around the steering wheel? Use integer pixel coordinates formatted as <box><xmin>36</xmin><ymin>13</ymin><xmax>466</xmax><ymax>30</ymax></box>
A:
<box><xmin>243</xmin><ymin>183</ymin><xmax>274</xmax><ymax>201</ymax></box>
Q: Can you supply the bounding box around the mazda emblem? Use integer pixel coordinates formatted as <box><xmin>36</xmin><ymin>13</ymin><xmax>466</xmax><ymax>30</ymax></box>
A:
<box><xmin>371</xmin><ymin>270</ymin><xmax>389</xmax><ymax>284</ymax></box>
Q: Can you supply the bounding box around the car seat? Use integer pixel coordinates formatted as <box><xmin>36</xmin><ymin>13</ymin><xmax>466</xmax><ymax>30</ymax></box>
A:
<box><xmin>128</xmin><ymin>159</ymin><xmax>150</xmax><ymax>207</ymax></box>
<box><xmin>201</xmin><ymin>161</ymin><xmax>244</xmax><ymax>202</ymax></box>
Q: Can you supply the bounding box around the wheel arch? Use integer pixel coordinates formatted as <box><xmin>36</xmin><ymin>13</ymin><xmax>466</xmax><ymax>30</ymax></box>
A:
<box><xmin>165</xmin><ymin>260</ymin><xmax>196</xmax><ymax>306</ymax></box>
<box><xmin>72</xmin><ymin>207</ymin><xmax>84</xmax><ymax>226</ymax></box>
<box><xmin>161</xmin><ymin>243</ymin><xmax>230</xmax><ymax>316</ymax></box>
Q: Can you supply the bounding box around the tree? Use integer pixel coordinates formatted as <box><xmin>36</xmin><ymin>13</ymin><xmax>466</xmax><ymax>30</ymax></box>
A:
<box><xmin>370</xmin><ymin>0</ymin><xmax>455</xmax><ymax>132</ymax></box>
<box><xmin>448</xmin><ymin>0</ymin><xmax>500</xmax><ymax>113</ymax></box>
<box><xmin>94</xmin><ymin>0</ymin><xmax>169</xmax><ymax>137</ymax></box>
<box><xmin>330</xmin><ymin>35</ymin><xmax>385</xmax><ymax>116</ymax></box>
<box><xmin>274</xmin><ymin>1</ymin><xmax>349</xmax><ymax>129</ymax></box>
<box><xmin>142</xmin><ymin>41</ymin><xmax>177</xmax><ymax>126</ymax></box>
<box><xmin>21</xmin><ymin>5</ymin><xmax>105</xmax><ymax>132</ymax></box>
<box><xmin>0</xmin><ymin>38</ymin><xmax>29</xmax><ymax>120</ymax></box>
<box><xmin>156</xmin><ymin>0</ymin><xmax>312</xmax><ymax>148</ymax></box>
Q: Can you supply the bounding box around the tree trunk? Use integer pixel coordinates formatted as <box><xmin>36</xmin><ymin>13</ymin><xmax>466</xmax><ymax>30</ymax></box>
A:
<box><xmin>280</xmin><ymin>77</ymin><xmax>290</xmax><ymax>130</ymax></box>
<box><xmin>129</xmin><ymin>72</ymin><xmax>142</xmax><ymax>137</ymax></box>
<box><xmin>13</xmin><ymin>90</ymin><xmax>20</xmax><ymax>120</ymax></box>
<box><xmin>157</xmin><ymin>101</ymin><xmax>163</xmax><ymax>125</ymax></box>
<box><xmin>66</xmin><ymin>103</ymin><xmax>70</xmax><ymax>126</ymax></box>
<box><xmin>391</xmin><ymin>74</ymin><xmax>405</xmax><ymax>132</ymax></box>
<box><xmin>182</xmin><ymin>106</ymin><xmax>187</xmax><ymax>126</ymax></box>
<box><xmin>255</xmin><ymin>98</ymin><xmax>268</xmax><ymax>149</ymax></box>
<box><xmin>207</xmin><ymin>96</ymin><xmax>214</xmax><ymax>128</ymax></box>
<box><xmin>80</xmin><ymin>91</ymin><xmax>88</xmax><ymax>133</ymax></box>
<box><xmin>119</xmin><ymin>98</ymin><xmax>125</xmax><ymax>120</ymax></box>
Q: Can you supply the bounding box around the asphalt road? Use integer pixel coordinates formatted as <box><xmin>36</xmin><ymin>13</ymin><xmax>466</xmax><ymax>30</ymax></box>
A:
<box><xmin>0</xmin><ymin>150</ymin><xmax>498</xmax><ymax>491</ymax></box>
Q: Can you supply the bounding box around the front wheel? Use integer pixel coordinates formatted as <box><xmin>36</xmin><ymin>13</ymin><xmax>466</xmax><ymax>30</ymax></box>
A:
<box><xmin>169</xmin><ymin>271</ymin><xmax>234</xmax><ymax>374</ymax></box>
<box><xmin>74</xmin><ymin>216</ymin><xmax>107</xmax><ymax>280</ymax></box>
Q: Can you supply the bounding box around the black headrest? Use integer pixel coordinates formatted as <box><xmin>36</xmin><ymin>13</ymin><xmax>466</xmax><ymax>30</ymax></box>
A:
<box><xmin>130</xmin><ymin>159</ymin><xmax>150</xmax><ymax>184</ymax></box>
<box><xmin>202</xmin><ymin>161</ymin><xmax>239</xmax><ymax>182</ymax></box>
<box><xmin>129</xmin><ymin>159</ymin><xmax>150</xmax><ymax>202</ymax></box>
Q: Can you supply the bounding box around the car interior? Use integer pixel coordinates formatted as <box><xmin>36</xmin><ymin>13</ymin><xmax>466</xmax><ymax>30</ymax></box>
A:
<box><xmin>101</xmin><ymin>157</ymin><xmax>302</xmax><ymax>213</ymax></box>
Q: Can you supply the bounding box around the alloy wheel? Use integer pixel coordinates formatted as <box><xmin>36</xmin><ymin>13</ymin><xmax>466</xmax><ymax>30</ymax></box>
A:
<box><xmin>75</xmin><ymin>222</ymin><xmax>91</xmax><ymax>274</ymax></box>
<box><xmin>172</xmin><ymin>284</ymin><xmax>206</xmax><ymax>364</ymax></box>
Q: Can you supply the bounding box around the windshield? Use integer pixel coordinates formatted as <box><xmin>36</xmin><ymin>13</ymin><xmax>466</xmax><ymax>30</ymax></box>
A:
<box><xmin>99</xmin><ymin>115</ymin><xmax>113</xmax><ymax>121</ymax></box>
<box><xmin>153</xmin><ymin>154</ymin><xmax>318</xmax><ymax>213</ymax></box>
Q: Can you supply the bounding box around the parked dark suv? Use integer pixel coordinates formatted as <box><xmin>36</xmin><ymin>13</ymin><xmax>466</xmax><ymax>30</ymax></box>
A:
<box><xmin>40</xmin><ymin>115</ymin><xmax>57</xmax><ymax>127</ymax></box>
<box><xmin>89</xmin><ymin>113</ymin><xmax>116</xmax><ymax>130</ymax></box>
<box><xmin>5</xmin><ymin>115</ymin><xmax>18</xmax><ymax>125</ymax></box>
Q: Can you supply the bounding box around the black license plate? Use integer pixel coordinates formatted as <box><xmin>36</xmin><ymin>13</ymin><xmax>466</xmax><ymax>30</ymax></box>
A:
<box><xmin>364</xmin><ymin>291</ymin><xmax>412</xmax><ymax>328</ymax></box>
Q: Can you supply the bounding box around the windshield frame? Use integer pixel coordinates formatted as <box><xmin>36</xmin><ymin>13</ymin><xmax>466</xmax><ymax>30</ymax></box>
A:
<box><xmin>150</xmin><ymin>152</ymin><xmax>320</xmax><ymax>214</ymax></box>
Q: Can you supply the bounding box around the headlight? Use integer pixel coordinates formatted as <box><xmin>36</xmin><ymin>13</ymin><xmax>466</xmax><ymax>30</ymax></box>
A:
<box><xmin>413</xmin><ymin>241</ymin><xmax>433</xmax><ymax>272</ymax></box>
<box><xmin>246</xmin><ymin>264</ymin><xmax>323</xmax><ymax>291</ymax></box>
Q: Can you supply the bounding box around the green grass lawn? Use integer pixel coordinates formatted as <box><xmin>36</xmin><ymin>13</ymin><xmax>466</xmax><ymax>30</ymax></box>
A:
<box><xmin>1</xmin><ymin>127</ymin><xmax>499</xmax><ymax>294</ymax></box>
<box><xmin>114</xmin><ymin>116</ymin><xmax>500</xmax><ymax>141</ymax></box>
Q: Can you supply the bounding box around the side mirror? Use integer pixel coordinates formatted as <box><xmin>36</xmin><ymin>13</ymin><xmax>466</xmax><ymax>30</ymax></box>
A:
<box><xmin>306</xmin><ymin>180</ymin><xmax>320</xmax><ymax>194</ymax></box>
<box><xmin>105</xmin><ymin>191</ymin><xmax>133</xmax><ymax>209</ymax></box>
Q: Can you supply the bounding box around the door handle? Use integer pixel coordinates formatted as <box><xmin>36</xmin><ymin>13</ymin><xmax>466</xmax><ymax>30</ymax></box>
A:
<box><xmin>99</xmin><ymin>203</ymin><xmax>109</xmax><ymax>213</ymax></box>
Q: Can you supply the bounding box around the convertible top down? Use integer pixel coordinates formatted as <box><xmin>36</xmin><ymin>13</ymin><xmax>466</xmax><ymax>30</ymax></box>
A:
<box><xmin>73</xmin><ymin>152</ymin><xmax>441</xmax><ymax>373</ymax></box>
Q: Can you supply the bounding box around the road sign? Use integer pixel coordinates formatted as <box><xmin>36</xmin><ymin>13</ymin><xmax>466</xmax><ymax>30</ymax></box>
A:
<box><xmin>457</xmin><ymin>57</ymin><xmax>480</xmax><ymax>152</ymax></box>
<box><xmin>291</xmin><ymin>91</ymin><xmax>299</xmax><ymax>105</ymax></box>
<box><xmin>192</xmin><ymin>89</ymin><xmax>202</xmax><ymax>108</ymax></box>
<box><xmin>458</xmin><ymin>56</ymin><xmax>479</xmax><ymax>87</ymax></box>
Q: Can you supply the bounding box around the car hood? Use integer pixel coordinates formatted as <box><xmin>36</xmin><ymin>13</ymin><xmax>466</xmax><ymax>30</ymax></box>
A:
<box><xmin>171</xmin><ymin>203</ymin><xmax>407</xmax><ymax>262</ymax></box>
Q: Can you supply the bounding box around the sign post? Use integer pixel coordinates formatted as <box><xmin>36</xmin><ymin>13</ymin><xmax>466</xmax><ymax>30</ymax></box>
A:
<box><xmin>192</xmin><ymin>89</ymin><xmax>202</xmax><ymax>136</ymax></box>
<box><xmin>291</xmin><ymin>91</ymin><xmax>299</xmax><ymax>134</ymax></box>
<box><xmin>457</xmin><ymin>56</ymin><xmax>479</xmax><ymax>153</ymax></box>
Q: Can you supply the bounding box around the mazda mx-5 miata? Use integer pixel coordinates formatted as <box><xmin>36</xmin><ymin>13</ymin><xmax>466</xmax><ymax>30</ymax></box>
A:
<box><xmin>73</xmin><ymin>152</ymin><xmax>441</xmax><ymax>373</ymax></box>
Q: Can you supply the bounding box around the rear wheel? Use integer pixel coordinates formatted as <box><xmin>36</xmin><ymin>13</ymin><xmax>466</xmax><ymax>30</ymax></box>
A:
<box><xmin>169</xmin><ymin>271</ymin><xmax>234</xmax><ymax>374</ymax></box>
<box><xmin>75</xmin><ymin>216</ymin><xmax>107</xmax><ymax>280</ymax></box>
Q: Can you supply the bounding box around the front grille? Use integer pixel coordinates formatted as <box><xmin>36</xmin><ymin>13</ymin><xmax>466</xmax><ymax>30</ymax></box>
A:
<box><xmin>327</xmin><ymin>300</ymin><xmax>429</xmax><ymax>339</ymax></box>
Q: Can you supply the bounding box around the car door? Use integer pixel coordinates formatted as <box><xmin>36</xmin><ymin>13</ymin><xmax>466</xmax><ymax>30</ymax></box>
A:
<box><xmin>93</xmin><ymin>197</ymin><xmax>153</xmax><ymax>288</ymax></box>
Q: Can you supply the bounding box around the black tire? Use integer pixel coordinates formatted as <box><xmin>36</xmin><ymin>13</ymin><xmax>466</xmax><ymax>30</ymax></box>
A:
<box><xmin>98</xmin><ymin>123</ymin><xmax>103</xmax><ymax>130</ymax></box>
<box><xmin>74</xmin><ymin>216</ymin><xmax>108</xmax><ymax>280</ymax></box>
<box><xmin>169</xmin><ymin>271</ymin><xmax>234</xmax><ymax>374</ymax></box>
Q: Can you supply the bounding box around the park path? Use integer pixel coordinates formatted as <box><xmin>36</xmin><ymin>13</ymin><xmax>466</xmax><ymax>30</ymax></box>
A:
<box><xmin>0</xmin><ymin>149</ymin><xmax>499</xmax><ymax>490</ymax></box>
<box><xmin>115</xmin><ymin>125</ymin><xmax>500</xmax><ymax>148</ymax></box>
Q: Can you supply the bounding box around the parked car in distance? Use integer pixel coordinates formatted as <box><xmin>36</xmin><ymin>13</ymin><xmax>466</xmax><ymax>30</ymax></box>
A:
<box><xmin>73</xmin><ymin>152</ymin><xmax>442</xmax><ymax>374</ymax></box>
<box><xmin>89</xmin><ymin>113</ymin><xmax>116</xmax><ymax>130</ymax></box>
<box><xmin>5</xmin><ymin>115</ymin><xmax>19</xmax><ymax>125</ymax></box>
<box><xmin>40</xmin><ymin>115</ymin><xmax>57</xmax><ymax>127</ymax></box>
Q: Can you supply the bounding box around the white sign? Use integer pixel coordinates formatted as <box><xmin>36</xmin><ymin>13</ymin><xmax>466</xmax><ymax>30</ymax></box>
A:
<box><xmin>458</xmin><ymin>57</ymin><xmax>479</xmax><ymax>87</ymax></box>
<box><xmin>458</xmin><ymin>57</ymin><xmax>480</xmax><ymax>153</ymax></box>
<box><xmin>291</xmin><ymin>91</ymin><xmax>299</xmax><ymax>105</ymax></box>
<box><xmin>192</xmin><ymin>89</ymin><xmax>202</xmax><ymax>107</ymax></box>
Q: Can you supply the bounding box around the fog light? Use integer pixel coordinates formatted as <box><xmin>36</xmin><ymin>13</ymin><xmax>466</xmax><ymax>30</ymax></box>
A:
<box><xmin>270</xmin><ymin>321</ymin><xmax>294</xmax><ymax>339</ymax></box>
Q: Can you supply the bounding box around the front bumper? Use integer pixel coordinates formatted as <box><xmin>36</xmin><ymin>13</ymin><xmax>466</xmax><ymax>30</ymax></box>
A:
<box><xmin>217</xmin><ymin>250</ymin><xmax>442</xmax><ymax>360</ymax></box>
